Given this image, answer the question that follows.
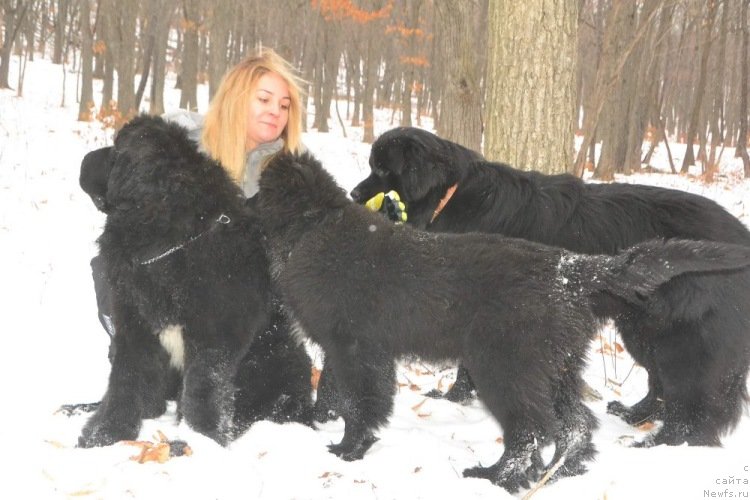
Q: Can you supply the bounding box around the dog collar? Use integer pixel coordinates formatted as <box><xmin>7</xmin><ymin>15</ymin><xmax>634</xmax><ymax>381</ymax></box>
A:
<box><xmin>430</xmin><ymin>184</ymin><xmax>458</xmax><ymax>223</ymax></box>
<box><xmin>140</xmin><ymin>213</ymin><xmax>231</xmax><ymax>265</ymax></box>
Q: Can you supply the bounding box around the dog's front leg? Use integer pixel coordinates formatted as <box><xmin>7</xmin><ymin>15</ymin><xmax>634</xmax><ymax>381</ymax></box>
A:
<box><xmin>79</xmin><ymin>303</ymin><xmax>169</xmax><ymax>447</ymax></box>
<box><xmin>324</xmin><ymin>340</ymin><xmax>396</xmax><ymax>461</ymax></box>
<box><xmin>180</xmin><ymin>343</ymin><xmax>237</xmax><ymax>446</ymax></box>
<box><xmin>328</xmin><ymin>419</ymin><xmax>379</xmax><ymax>461</ymax></box>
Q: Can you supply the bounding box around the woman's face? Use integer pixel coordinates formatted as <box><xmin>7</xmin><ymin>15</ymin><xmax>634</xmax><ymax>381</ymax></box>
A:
<box><xmin>245</xmin><ymin>72</ymin><xmax>291</xmax><ymax>151</ymax></box>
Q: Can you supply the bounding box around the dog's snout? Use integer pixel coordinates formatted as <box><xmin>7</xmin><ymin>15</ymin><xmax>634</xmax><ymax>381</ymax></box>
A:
<box><xmin>350</xmin><ymin>187</ymin><xmax>362</xmax><ymax>203</ymax></box>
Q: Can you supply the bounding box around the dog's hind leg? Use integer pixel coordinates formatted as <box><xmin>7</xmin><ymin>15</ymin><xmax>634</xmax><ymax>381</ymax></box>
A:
<box><xmin>641</xmin><ymin>339</ymin><xmax>748</xmax><ymax>447</ymax></box>
<box><xmin>632</xmin><ymin>327</ymin><xmax>720</xmax><ymax>447</ymax></box>
<box><xmin>461</xmin><ymin>355</ymin><xmax>553</xmax><ymax>492</ymax></box>
<box><xmin>323</xmin><ymin>337</ymin><xmax>396</xmax><ymax>461</ymax></box>
<box><xmin>546</xmin><ymin>368</ymin><xmax>598</xmax><ymax>482</ymax></box>
<box><xmin>607</xmin><ymin>321</ymin><xmax>666</xmax><ymax>425</ymax></box>
<box><xmin>463</xmin><ymin>420</ymin><xmax>539</xmax><ymax>492</ymax></box>
<box><xmin>607</xmin><ymin>371</ymin><xmax>665</xmax><ymax>425</ymax></box>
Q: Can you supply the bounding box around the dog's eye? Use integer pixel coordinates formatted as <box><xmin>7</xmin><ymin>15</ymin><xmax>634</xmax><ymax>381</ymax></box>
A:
<box><xmin>373</xmin><ymin>166</ymin><xmax>388</xmax><ymax>178</ymax></box>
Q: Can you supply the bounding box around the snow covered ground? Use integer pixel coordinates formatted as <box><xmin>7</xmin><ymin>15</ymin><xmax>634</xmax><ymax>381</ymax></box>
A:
<box><xmin>1</xmin><ymin>58</ymin><xmax>749</xmax><ymax>500</ymax></box>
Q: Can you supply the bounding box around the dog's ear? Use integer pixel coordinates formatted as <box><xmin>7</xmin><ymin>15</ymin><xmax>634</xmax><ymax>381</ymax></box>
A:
<box><xmin>259</xmin><ymin>153</ymin><xmax>339</xmax><ymax>228</ymax></box>
<box><xmin>382</xmin><ymin>135</ymin><xmax>410</xmax><ymax>177</ymax></box>
<box><xmin>398</xmin><ymin>135</ymin><xmax>448</xmax><ymax>203</ymax></box>
<box><xmin>80</xmin><ymin>146</ymin><xmax>115</xmax><ymax>213</ymax></box>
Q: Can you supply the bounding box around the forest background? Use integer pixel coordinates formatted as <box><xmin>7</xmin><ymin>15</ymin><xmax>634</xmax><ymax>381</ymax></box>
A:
<box><xmin>2</xmin><ymin>0</ymin><xmax>749</xmax><ymax>182</ymax></box>
<box><xmin>2</xmin><ymin>2</ymin><xmax>750</xmax><ymax>498</ymax></box>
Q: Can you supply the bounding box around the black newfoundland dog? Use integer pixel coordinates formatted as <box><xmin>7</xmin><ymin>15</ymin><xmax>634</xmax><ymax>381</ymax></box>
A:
<box><xmin>77</xmin><ymin>115</ymin><xmax>313</xmax><ymax>447</ymax></box>
<box><xmin>350</xmin><ymin>126</ymin><xmax>750</xmax><ymax>448</ymax></box>
<box><xmin>256</xmin><ymin>152</ymin><xmax>750</xmax><ymax>491</ymax></box>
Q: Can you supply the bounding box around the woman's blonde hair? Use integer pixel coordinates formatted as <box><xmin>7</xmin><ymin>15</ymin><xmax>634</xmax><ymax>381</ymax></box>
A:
<box><xmin>201</xmin><ymin>48</ymin><xmax>305</xmax><ymax>182</ymax></box>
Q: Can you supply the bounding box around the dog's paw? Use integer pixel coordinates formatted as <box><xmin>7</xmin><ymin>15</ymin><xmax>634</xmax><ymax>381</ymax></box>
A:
<box><xmin>463</xmin><ymin>464</ymin><xmax>531</xmax><ymax>493</ymax></box>
<box><xmin>327</xmin><ymin>432</ymin><xmax>378</xmax><ymax>461</ymax></box>
<box><xmin>606</xmin><ymin>400</ymin><xmax>640</xmax><ymax>423</ymax></box>
<box><xmin>78</xmin><ymin>417</ymin><xmax>140</xmax><ymax>448</ymax></box>
<box><xmin>312</xmin><ymin>400</ymin><xmax>339</xmax><ymax>423</ymax></box>
<box><xmin>423</xmin><ymin>387</ymin><xmax>475</xmax><ymax>404</ymax></box>
<box><xmin>56</xmin><ymin>402</ymin><xmax>101</xmax><ymax>417</ymax></box>
<box><xmin>631</xmin><ymin>435</ymin><xmax>656</xmax><ymax>448</ymax></box>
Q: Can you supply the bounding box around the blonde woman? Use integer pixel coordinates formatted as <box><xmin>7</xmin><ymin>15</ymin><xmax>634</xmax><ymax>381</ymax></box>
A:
<box><xmin>165</xmin><ymin>48</ymin><xmax>306</xmax><ymax>196</ymax></box>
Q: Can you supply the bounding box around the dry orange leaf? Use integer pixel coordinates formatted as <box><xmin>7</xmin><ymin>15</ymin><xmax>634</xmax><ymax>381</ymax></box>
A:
<box><xmin>436</xmin><ymin>376</ymin><xmax>446</xmax><ymax>392</ymax></box>
<box><xmin>411</xmin><ymin>398</ymin><xmax>428</xmax><ymax>412</ymax></box>
<box><xmin>69</xmin><ymin>490</ymin><xmax>98</xmax><ymax>497</ymax></box>
<box><xmin>319</xmin><ymin>471</ymin><xmax>342</xmax><ymax>479</ymax></box>
<box><xmin>123</xmin><ymin>430</ymin><xmax>192</xmax><ymax>464</ymax></box>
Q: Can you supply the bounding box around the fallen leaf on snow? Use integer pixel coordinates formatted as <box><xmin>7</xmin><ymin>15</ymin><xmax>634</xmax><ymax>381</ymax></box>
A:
<box><xmin>123</xmin><ymin>430</ymin><xmax>192</xmax><ymax>464</ymax></box>
<box><xmin>411</xmin><ymin>398</ymin><xmax>428</xmax><ymax>412</ymax></box>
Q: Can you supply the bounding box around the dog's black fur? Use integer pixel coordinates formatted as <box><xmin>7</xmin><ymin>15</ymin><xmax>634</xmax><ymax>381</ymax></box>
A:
<box><xmin>257</xmin><ymin>152</ymin><xmax>750</xmax><ymax>491</ymax></box>
<box><xmin>350</xmin><ymin>126</ymin><xmax>750</xmax><ymax>448</ymax></box>
<box><xmin>77</xmin><ymin>115</ymin><xmax>312</xmax><ymax>447</ymax></box>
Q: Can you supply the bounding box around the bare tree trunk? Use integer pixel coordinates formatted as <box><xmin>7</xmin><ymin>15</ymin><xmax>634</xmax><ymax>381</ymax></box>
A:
<box><xmin>99</xmin><ymin>0</ymin><xmax>115</xmax><ymax>114</ymax></box>
<box><xmin>574</xmin><ymin>1</ymin><xmax>663</xmax><ymax>178</ymax></box>
<box><xmin>106</xmin><ymin>0</ymin><xmax>138</xmax><ymax>121</ymax></box>
<box><xmin>148</xmin><ymin>0</ymin><xmax>175</xmax><ymax>115</ymax></box>
<box><xmin>434</xmin><ymin>0</ymin><xmax>483</xmax><ymax>152</ymax></box>
<box><xmin>705</xmin><ymin>1</ymin><xmax>729</xmax><ymax>179</ymax></box>
<box><xmin>78</xmin><ymin>0</ymin><xmax>94</xmax><ymax>120</ymax></box>
<box><xmin>179</xmin><ymin>0</ymin><xmax>200</xmax><ymax>111</ymax></box>
<box><xmin>738</xmin><ymin>0</ymin><xmax>750</xmax><ymax>177</ymax></box>
<box><xmin>622</xmin><ymin>0</ymin><xmax>661</xmax><ymax>175</ymax></box>
<box><xmin>596</xmin><ymin>0</ymin><xmax>637</xmax><ymax>180</ymax></box>
<box><xmin>725</xmin><ymin>7</ymin><xmax>740</xmax><ymax>149</ymax></box>
<box><xmin>134</xmin><ymin>0</ymin><xmax>161</xmax><ymax>111</ymax></box>
<box><xmin>320</xmin><ymin>41</ymin><xmax>342</xmax><ymax>133</ymax></box>
<box><xmin>52</xmin><ymin>0</ymin><xmax>70</xmax><ymax>64</ymax></box>
<box><xmin>347</xmin><ymin>44</ymin><xmax>362</xmax><ymax>127</ymax></box>
<box><xmin>486</xmin><ymin>0</ymin><xmax>577</xmax><ymax>172</ymax></box>
<box><xmin>206</xmin><ymin>0</ymin><xmax>231</xmax><ymax>100</ymax></box>
<box><xmin>23</xmin><ymin>0</ymin><xmax>36</xmax><ymax>62</ymax></box>
<box><xmin>0</xmin><ymin>0</ymin><xmax>29</xmax><ymax>89</ymax></box>
<box><xmin>58</xmin><ymin>0</ymin><xmax>77</xmax><ymax>107</ymax></box>
<box><xmin>361</xmin><ymin>0</ymin><xmax>387</xmax><ymax>143</ymax></box>
<box><xmin>642</xmin><ymin>2</ymin><xmax>675</xmax><ymax>172</ymax></box>
<box><xmin>681</xmin><ymin>1</ymin><xmax>717</xmax><ymax>173</ymax></box>
<box><xmin>362</xmin><ymin>30</ymin><xmax>378</xmax><ymax>143</ymax></box>
<box><xmin>398</xmin><ymin>0</ymin><xmax>423</xmax><ymax>128</ymax></box>
<box><xmin>313</xmin><ymin>20</ymin><xmax>341</xmax><ymax>133</ymax></box>
<box><xmin>15</xmin><ymin>0</ymin><xmax>38</xmax><ymax>97</ymax></box>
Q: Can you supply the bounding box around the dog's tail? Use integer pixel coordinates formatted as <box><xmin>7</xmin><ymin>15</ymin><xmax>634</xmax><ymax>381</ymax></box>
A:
<box><xmin>565</xmin><ymin>238</ymin><xmax>750</xmax><ymax>307</ymax></box>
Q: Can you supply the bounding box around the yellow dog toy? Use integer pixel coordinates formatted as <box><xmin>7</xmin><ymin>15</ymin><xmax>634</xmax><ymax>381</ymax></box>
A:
<box><xmin>365</xmin><ymin>190</ymin><xmax>407</xmax><ymax>223</ymax></box>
